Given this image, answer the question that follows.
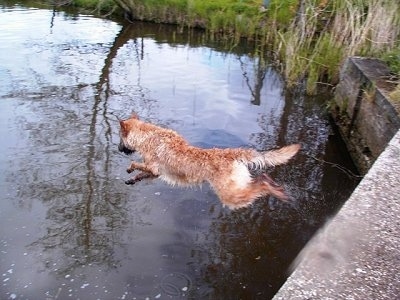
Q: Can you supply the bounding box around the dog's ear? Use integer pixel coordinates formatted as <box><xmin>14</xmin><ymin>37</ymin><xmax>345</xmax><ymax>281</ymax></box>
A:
<box><xmin>119</xmin><ymin>120</ymin><xmax>129</xmax><ymax>136</ymax></box>
<box><xmin>131</xmin><ymin>112</ymin><xmax>139</xmax><ymax>120</ymax></box>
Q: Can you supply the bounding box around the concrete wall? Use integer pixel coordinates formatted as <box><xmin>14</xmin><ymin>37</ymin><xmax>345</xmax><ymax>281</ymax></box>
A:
<box><xmin>332</xmin><ymin>57</ymin><xmax>400</xmax><ymax>174</ymax></box>
<box><xmin>273</xmin><ymin>58</ymin><xmax>400</xmax><ymax>299</ymax></box>
<box><xmin>273</xmin><ymin>129</ymin><xmax>400</xmax><ymax>299</ymax></box>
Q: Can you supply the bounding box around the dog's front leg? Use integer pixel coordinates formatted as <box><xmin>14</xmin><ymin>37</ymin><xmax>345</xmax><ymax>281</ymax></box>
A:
<box><xmin>125</xmin><ymin>171</ymin><xmax>158</xmax><ymax>185</ymax></box>
<box><xmin>127</xmin><ymin>161</ymin><xmax>154</xmax><ymax>174</ymax></box>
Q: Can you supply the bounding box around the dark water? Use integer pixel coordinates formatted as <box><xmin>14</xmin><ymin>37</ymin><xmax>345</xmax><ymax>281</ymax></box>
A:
<box><xmin>0</xmin><ymin>3</ymin><xmax>359</xmax><ymax>299</ymax></box>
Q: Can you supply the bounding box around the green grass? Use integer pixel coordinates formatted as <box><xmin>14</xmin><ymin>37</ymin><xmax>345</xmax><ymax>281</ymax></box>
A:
<box><xmin>383</xmin><ymin>50</ymin><xmax>400</xmax><ymax>75</ymax></box>
<box><xmin>72</xmin><ymin>0</ymin><xmax>115</xmax><ymax>14</ymax></box>
<box><xmin>271</xmin><ymin>0</ymin><xmax>400</xmax><ymax>92</ymax></box>
<box><xmin>108</xmin><ymin>0</ymin><xmax>263</xmax><ymax>39</ymax></box>
<box><xmin>266</xmin><ymin>0</ymin><xmax>298</xmax><ymax>27</ymax></box>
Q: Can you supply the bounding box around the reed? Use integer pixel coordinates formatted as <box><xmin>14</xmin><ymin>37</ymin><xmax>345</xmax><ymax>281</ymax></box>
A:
<box><xmin>390</xmin><ymin>86</ymin><xmax>400</xmax><ymax>105</ymax></box>
<box><xmin>273</xmin><ymin>0</ymin><xmax>400</xmax><ymax>93</ymax></box>
<box><xmin>385</xmin><ymin>49</ymin><xmax>400</xmax><ymax>105</ymax></box>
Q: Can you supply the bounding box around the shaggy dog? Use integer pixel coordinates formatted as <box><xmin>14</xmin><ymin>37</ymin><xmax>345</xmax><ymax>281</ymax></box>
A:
<box><xmin>118</xmin><ymin>114</ymin><xmax>300</xmax><ymax>209</ymax></box>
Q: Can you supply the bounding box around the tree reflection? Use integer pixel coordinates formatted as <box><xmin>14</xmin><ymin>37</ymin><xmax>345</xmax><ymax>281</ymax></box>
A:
<box><xmin>18</xmin><ymin>23</ymin><xmax>157</xmax><ymax>276</ymax></box>
<box><xmin>239</xmin><ymin>56</ymin><xmax>267</xmax><ymax>106</ymax></box>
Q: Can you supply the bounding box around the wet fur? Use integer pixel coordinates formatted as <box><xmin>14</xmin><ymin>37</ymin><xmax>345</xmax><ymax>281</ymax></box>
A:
<box><xmin>118</xmin><ymin>114</ymin><xmax>300</xmax><ymax>209</ymax></box>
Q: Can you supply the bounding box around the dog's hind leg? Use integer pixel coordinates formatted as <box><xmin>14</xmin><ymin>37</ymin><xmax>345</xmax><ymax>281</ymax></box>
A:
<box><xmin>127</xmin><ymin>161</ymin><xmax>154</xmax><ymax>174</ymax></box>
<box><xmin>210</xmin><ymin>172</ymin><xmax>288</xmax><ymax>209</ymax></box>
<box><xmin>125</xmin><ymin>171</ymin><xmax>158</xmax><ymax>185</ymax></box>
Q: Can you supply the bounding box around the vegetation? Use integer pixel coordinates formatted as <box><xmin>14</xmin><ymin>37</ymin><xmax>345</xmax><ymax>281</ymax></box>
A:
<box><xmin>275</xmin><ymin>0</ymin><xmax>400</xmax><ymax>93</ymax></box>
<box><xmin>56</xmin><ymin>0</ymin><xmax>400</xmax><ymax>94</ymax></box>
<box><xmin>68</xmin><ymin>0</ymin><xmax>116</xmax><ymax>15</ymax></box>
<box><xmin>390</xmin><ymin>86</ymin><xmax>400</xmax><ymax>105</ymax></box>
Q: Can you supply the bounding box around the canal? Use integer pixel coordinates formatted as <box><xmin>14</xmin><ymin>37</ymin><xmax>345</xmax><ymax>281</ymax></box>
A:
<box><xmin>0</xmin><ymin>2</ymin><xmax>359</xmax><ymax>299</ymax></box>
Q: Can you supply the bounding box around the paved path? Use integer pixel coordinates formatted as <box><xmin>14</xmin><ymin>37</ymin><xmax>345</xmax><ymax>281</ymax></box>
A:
<box><xmin>274</xmin><ymin>130</ymin><xmax>400</xmax><ymax>299</ymax></box>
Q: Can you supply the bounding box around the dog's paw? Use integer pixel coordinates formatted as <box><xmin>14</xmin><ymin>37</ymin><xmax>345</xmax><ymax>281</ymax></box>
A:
<box><xmin>125</xmin><ymin>178</ymin><xmax>137</xmax><ymax>185</ymax></box>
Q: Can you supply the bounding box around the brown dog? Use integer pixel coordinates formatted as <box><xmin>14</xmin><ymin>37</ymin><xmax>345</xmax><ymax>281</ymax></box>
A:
<box><xmin>118</xmin><ymin>114</ymin><xmax>300</xmax><ymax>209</ymax></box>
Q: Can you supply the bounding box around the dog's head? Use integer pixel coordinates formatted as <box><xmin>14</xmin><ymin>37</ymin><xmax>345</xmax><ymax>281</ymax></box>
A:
<box><xmin>118</xmin><ymin>113</ymin><xmax>140</xmax><ymax>155</ymax></box>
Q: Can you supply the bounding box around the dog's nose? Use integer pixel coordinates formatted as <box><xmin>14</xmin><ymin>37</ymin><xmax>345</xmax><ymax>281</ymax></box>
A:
<box><xmin>118</xmin><ymin>141</ymin><xmax>134</xmax><ymax>155</ymax></box>
<box><xmin>118</xmin><ymin>142</ymin><xmax>125</xmax><ymax>152</ymax></box>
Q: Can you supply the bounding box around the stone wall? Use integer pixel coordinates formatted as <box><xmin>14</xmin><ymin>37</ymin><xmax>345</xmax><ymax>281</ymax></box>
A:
<box><xmin>332</xmin><ymin>57</ymin><xmax>400</xmax><ymax>174</ymax></box>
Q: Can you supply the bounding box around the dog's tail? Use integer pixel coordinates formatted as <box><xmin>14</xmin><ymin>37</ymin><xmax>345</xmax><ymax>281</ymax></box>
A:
<box><xmin>254</xmin><ymin>173</ymin><xmax>288</xmax><ymax>200</ymax></box>
<box><xmin>247</xmin><ymin>144</ymin><xmax>301</xmax><ymax>170</ymax></box>
<box><xmin>219</xmin><ymin>172</ymin><xmax>289</xmax><ymax>210</ymax></box>
<box><xmin>215</xmin><ymin>144</ymin><xmax>300</xmax><ymax>209</ymax></box>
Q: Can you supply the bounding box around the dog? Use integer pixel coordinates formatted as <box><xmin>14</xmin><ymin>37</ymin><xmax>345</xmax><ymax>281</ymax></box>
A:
<box><xmin>118</xmin><ymin>114</ymin><xmax>300</xmax><ymax>209</ymax></box>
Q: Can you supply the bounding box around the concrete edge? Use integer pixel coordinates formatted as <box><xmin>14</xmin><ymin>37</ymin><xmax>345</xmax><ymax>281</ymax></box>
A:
<box><xmin>273</xmin><ymin>129</ymin><xmax>400</xmax><ymax>299</ymax></box>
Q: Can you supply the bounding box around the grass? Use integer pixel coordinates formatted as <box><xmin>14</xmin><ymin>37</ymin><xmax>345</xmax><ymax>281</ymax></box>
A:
<box><xmin>382</xmin><ymin>49</ymin><xmax>400</xmax><ymax>106</ymax></box>
<box><xmin>390</xmin><ymin>86</ymin><xmax>400</xmax><ymax>106</ymax></box>
<box><xmin>108</xmin><ymin>0</ymin><xmax>264</xmax><ymax>39</ymax></box>
<box><xmin>56</xmin><ymin>0</ymin><xmax>400</xmax><ymax>95</ymax></box>
<box><xmin>272</xmin><ymin>0</ymin><xmax>400</xmax><ymax>93</ymax></box>
<box><xmin>69</xmin><ymin>0</ymin><xmax>115</xmax><ymax>14</ymax></box>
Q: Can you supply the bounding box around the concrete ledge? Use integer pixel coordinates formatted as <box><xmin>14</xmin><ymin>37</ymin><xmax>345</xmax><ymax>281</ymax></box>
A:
<box><xmin>273</xmin><ymin>129</ymin><xmax>400</xmax><ymax>299</ymax></box>
<box><xmin>332</xmin><ymin>57</ymin><xmax>400</xmax><ymax>174</ymax></box>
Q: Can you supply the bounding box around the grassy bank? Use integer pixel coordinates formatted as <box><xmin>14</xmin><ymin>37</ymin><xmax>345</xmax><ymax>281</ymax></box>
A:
<box><xmin>58</xmin><ymin>0</ymin><xmax>399</xmax><ymax>95</ymax></box>
<box><xmin>105</xmin><ymin>0</ymin><xmax>267</xmax><ymax>38</ymax></box>
<box><xmin>275</xmin><ymin>0</ymin><xmax>400</xmax><ymax>93</ymax></box>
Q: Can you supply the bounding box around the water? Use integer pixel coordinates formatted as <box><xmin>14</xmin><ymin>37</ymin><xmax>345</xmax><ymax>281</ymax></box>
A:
<box><xmin>0</xmin><ymin>2</ymin><xmax>359</xmax><ymax>299</ymax></box>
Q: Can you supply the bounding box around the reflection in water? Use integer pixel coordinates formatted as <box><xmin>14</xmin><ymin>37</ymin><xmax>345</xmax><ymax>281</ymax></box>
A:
<box><xmin>239</xmin><ymin>56</ymin><xmax>267</xmax><ymax>106</ymax></box>
<box><xmin>0</xmin><ymin>3</ymin><xmax>359</xmax><ymax>299</ymax></box>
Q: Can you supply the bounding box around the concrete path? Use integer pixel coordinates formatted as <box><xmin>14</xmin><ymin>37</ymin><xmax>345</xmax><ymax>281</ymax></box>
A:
<box><xmin>274</xmin><ymin>130</ymin><xmax>400</xmax><ymax>299</ymax></box>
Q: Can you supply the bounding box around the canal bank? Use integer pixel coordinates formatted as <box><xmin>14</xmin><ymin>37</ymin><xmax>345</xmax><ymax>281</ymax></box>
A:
<box><xmin>274</xmin><ymin>57</ymin><xmax>400</xmax><ymax>300</ymax></box>
<box><xmin>273</xmin><ymin>57</ymin><xmax>400</xmax><ymax>299</ymax></box>
<box><xmin>332</xmin><ymin>57</ymin><xmax>400</xmax><ymax>175</ymax></box>
<box><xmin>273</xmin><ymin>128</ymin><xmax>400</xmax><ymax>299</ymax></box>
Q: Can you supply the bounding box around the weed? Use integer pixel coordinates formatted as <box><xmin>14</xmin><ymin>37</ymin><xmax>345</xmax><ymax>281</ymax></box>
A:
<box><xmin>389</xmin><ymin>85</ymin><xmax>400</xmax><ymax>104</ymax></box>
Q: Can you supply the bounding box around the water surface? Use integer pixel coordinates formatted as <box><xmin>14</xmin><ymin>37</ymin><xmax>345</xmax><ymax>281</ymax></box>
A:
<box><xmin>0</xmin><ymin>3</ymin><xmax>359</xmax><ymax>299</ymax></box>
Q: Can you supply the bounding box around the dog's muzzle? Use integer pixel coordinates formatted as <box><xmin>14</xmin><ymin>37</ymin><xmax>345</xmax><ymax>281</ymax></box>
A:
<box><xmin>118</xmin><ymin>140</ymin><xmax>135</xmax><ymax>155</ymax></box>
